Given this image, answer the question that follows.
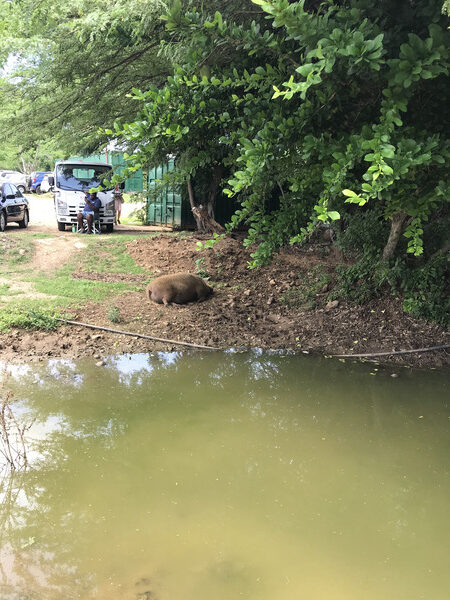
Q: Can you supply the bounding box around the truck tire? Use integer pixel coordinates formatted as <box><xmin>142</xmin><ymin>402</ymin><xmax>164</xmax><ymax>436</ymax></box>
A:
<box><xmin>36</xmin><ymin>185</ymin><xmax>42</xmax><ymax>194</ymax></box>
<box><xmin>57</xmin><ymin>221</ymin><xmax>66</xmax><ymax>231</ymax></box>
<box><xmin>0</xmin><ymin>211</ymin><xmax>6</xmax><ymax>232</ymax></box>
<box><xmin>17</xmin><ymin>185</ymin><xmax>26</xmax><ymax>194</ymax></box>
<box><xmin>106</xmin><ymin>223</ymin><xmax>114</xmax><ymax>233</ymax></box>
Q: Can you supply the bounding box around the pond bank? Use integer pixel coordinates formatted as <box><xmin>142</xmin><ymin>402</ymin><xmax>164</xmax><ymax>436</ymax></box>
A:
<box><xmin>0</xmin><ymin>231</ymin><xmax>448</xmax><ymax>369</ymax></box>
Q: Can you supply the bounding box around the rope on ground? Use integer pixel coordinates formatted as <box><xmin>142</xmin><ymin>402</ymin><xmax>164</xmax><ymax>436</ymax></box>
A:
<box><xmin>54</xmin><ymin>318</ymin><xmax>221</xmax><ymax>351</ymax></box>
<box><xmin>333</xmin><ymin>344</ymin><xmax>450</xmax><ymax>359</ymax></box>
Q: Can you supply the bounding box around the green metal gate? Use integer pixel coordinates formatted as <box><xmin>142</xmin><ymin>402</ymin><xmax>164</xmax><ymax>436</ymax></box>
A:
<box><xmin>146</xmin><ymin>160</ymin><xmax>240</xmax><ymax>229</ymax></box>
<box><xmin>147</xmin><ymin>160</ymin><xmax>183</xmax><ymax>227</ymax></box>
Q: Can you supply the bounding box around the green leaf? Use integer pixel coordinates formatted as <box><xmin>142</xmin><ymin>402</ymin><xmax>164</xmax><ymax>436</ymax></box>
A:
<box><xmin>327</xmin><ymin>211</ymin><xmax>341</xmax><ymax>221</ymax></box>
<box><xmin>296</xmin><ymin>63</ymin><xmax>315</xmax><ymax>77</ymax></box>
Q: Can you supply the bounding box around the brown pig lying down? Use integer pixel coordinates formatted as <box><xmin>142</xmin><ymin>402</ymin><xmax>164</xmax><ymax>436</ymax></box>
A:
<box><xmin>146</xmin><ymin>273</ymin><xmax>213</xmax><ymax>305</ymax></box>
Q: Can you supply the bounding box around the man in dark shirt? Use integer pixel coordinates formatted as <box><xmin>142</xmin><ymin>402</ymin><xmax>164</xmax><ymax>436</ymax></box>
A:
<box><xmin>77</xmin><ymin>192</ymin><xmax>101</xmax><ymax>234</ymax></box>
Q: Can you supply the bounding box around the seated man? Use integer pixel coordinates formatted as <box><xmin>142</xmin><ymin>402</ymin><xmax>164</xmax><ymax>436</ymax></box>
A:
<box><xmin>77</xmin><ymin>191</ymin><xmax>101</xmax><ymax>234</ymax></box>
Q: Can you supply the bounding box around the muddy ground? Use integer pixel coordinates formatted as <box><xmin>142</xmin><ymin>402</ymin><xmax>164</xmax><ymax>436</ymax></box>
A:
<box><xmin>0</xmin><ymin>232</ymin><xmax>449</xmax><ymax>369</ymax></box>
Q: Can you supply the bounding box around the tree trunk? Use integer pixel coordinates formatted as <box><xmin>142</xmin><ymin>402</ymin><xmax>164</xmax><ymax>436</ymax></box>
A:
<box><xmin>382</xmin><ymin>211</ymin><xmax>409</xmax><ymax>262</ymax></box>
<box><xmin>20</xmin><ymin>148</ymin><xmax>39</xmax><ymax>174</ymax></box>
<box><xmin>187</xmin><ymin>173</ymin><xmax>225</xmax><ymax>234</ymax></box>
<box><xmin>207</xmin><ymin>164</ymin><xmax>223</xmax><ymax>217</ymax></box>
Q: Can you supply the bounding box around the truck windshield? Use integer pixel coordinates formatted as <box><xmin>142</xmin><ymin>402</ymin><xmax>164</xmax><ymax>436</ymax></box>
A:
<box><xmin>55</xmin><ymin>164</ymin><xmax>112</xmax><ymax>191</ymax></box>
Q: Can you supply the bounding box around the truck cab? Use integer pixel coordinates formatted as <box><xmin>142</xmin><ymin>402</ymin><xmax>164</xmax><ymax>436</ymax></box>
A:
<box><xmin>52</xmin><ymin>160</ymin><xmax>115</xmax><ymax>232</ymax></box>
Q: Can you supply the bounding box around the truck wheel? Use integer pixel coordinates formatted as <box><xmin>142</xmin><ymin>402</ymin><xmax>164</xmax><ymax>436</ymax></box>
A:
<box><xmin>0</xmin><ymin>211</ymin><xmax>6</xmax><ymax>232</ymax></box>
<box><xmin>106</xmin><ymin>223</ymin><xmax>114</xmax><ymax>233</ymax></box>
<box><xmin>57</xmin><ymin>221</ymin><xmax>66</xmax><ymax>231</ymax></box>
<box><xmin>18</xmin><ymin>210</ymin><xmax>29</xmax><ymax>228</ymax></box>
<box><xmin>36</xmin><ymin>185</ymin><xmax>42</xmax><ymax>194</ymax></box>
<box><xmin>17</xmin><ymin>185</ymin><xmax>26</xmax><ymax>194</ymax></box>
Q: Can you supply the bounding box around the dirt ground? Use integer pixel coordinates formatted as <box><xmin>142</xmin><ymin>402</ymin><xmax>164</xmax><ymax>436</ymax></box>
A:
<box><xmin>1</xmin><ymin>231</ymin><xmax>449</xmax><ymax>369</ymax></box>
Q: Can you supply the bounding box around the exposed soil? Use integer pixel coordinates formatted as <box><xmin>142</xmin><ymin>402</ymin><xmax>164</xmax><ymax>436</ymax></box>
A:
<box><xmin>0</xmin><ymin>232</ymin><xmax>449</xmax><ymax>369</ymax></box>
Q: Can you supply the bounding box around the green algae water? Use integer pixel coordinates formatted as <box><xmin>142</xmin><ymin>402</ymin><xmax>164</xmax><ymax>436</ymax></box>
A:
<box><xmin>0</xmin><ymin>351</ymin><xmax>449</xmax><ymax>600</ymax></box>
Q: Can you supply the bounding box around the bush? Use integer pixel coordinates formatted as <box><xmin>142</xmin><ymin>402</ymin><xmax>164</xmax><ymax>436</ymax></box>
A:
<box><xmin>399</xmin><ymin>255</ymin><xmax>449</xmax><ymax>326</ymax></box>
<box><xmin>336</xmin><ymin>207</ymin><xmax>389</xmax><ymax>257</ymax></box>
<box><xmin>334</xmin><ymin>248</ymin><xmax>449</xmax><ymax>326</ymax></box>
<box><xmin>0</xmin><ymin>304</ymin><xmax>60</xmax><ymax>332</ymax></box>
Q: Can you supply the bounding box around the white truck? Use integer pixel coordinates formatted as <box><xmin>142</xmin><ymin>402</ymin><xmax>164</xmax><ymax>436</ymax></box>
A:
<box><xmin>50</xmin><ymin>160</ymin><xmax>116</xmax><ymax>232</ymax></box>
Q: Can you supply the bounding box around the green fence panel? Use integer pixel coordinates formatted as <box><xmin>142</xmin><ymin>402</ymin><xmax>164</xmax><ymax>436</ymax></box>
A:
<box><xmin>146</xmin><ymin>161</ymin><xmax>240</xmax><ymax>229</ymax></box>
<box><xmin>147</xmin><ymin>160</ymin><xmax>182</xmax><ymax>227</ymax></box>
<box><xmin>110</xmin><ymin>153</ymin><xmax>143</xmax><ymax>193</ymax></box>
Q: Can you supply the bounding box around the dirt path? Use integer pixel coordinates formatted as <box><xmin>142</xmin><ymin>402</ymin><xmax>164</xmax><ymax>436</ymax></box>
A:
<box><xmin>0</xmin><ymin>234</ymin><xmax>88</xmax><ymax>299</ymax></box>
<box><xmin>31</xmin><ymin>235</ymin><xmax>87</xmax><ymax>272</ymax></box>
<box><xmin>0</xmin><ymin>232</ymin><xmax>448</xmax><ymax>369</ymax></box>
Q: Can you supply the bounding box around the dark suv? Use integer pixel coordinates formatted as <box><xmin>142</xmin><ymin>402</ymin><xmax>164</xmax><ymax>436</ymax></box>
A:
<box><xmin>0</xmin><ymin>182</ymin><xmax>30</xmax><ymax>231</ymax></box>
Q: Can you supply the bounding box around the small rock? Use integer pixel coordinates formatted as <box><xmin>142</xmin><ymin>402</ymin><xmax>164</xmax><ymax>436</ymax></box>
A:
<box><xmin>243</xmin><ymin>289</ymin><xmax>251</xmax><ymax>296</ymax></box>
<box><xmin>267</xmin><ymin>296</ymin><xmax>275</xmax><ymax>305</ymax></box>
<box><xmin>95</xmin><ymin>360</ymin><xmax>105</xmax><ymax>367</ymax></box>
<box><xmin>269</xmin><ymin>279</ymin><xmax>276</xmax><ymax>286</ymax></box>
<box><xmin>320</xmin><ymin>283</ymin><xmax>329</xmax><ymax>293</ymax></box>
<box><xmin>267</xmin><ymin>313</ymin><xmax>280</xmax><ymax>323</ymax></box>
<box><xmin>325</xmin><ymin>300</ymin><xmax>339</xmax><ymax>310</ymax></box>
<box><xmin>92</xmin><ymin>334</ymin><xmax>102</xmax><ymax>340</ymax></box>
<box><xmin>390</xmin><ymin>373</ymin><xmax>399</xmax><ymax>378</ymax></box>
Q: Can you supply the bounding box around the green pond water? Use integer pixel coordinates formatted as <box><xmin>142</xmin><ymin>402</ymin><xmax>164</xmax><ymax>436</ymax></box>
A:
<box><xmin>0</xmin><ymin>351</ymin><xmax>449</xmax><ymax>600</ymax></box>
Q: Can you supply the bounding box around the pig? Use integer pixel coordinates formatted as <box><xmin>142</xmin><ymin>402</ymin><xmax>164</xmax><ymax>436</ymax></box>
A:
<box><xmin>146</xmin><ymin>273</ymin><xmax>213</xmax><ymax>305</ymax></box>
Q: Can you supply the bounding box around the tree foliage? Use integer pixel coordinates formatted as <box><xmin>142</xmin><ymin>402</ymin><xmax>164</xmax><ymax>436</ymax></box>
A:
<box><xmin>111</xmin><ymin>0</ymin><xmax>448</xmax><ymax>268</ymax></box>
<box><xmin>0</xmin><ymin>0</ymin><xmax>171</xmax><ymax>160</ymax></box>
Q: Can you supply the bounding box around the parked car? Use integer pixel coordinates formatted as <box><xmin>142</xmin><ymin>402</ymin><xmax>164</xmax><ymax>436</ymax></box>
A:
<box><xmin>0</xmin><ymin>182</ymin><xmax>30</xmax><ymax>231</ymax></box>
<box><xmin>0</xmin><ymin>170</ymin><xmax>28</xmax><ymax>194</ymax></box>
<box><xmin>30</xmin><ymin>171</ymin><xmax>52</xmax><ymax>194</ymax></box>
<box><xmin>40</xmin><ymin>173</ymin><xmax>54</xmax><ymax>193</ymax></box>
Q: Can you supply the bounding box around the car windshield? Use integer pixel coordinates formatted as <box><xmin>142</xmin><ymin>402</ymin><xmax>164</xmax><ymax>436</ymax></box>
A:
<box><xmin>55</xmin><ymin>164</ymin><xmax>112</xmax><ymax>191</ymax></box>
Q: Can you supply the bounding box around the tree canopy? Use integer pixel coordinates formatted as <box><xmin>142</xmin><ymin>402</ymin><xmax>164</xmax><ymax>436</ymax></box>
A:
<box><xmin>0</xmin><ymin>0</ymin><xmax>171</xmax><ymax>162</ymax></box>
<box><xmin>109</xmin><ymin>0</ymin><xmax>448</xmax><ymax>268</ymax></box>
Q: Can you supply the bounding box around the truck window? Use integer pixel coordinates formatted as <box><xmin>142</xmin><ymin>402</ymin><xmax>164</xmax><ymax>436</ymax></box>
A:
<box><xmin>55</xmin><ymin>164</ymin><xmax>112</xmax><ymax>191</ymax></box>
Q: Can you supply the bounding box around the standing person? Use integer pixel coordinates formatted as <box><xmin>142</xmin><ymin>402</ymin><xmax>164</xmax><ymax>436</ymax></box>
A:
<box><xmin>77</xmin><ymin>191</ymin><xmax>101</xmax><ymax>234</ymax></box>
<box><xmin>114</xmin><ymin>184</ymin><xmax>124</xmax><ymax>224</ymax></box>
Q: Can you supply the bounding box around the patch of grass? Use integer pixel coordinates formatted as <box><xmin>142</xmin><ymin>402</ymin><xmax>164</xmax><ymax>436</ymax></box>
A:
<box><xmin>0</xmin><ymin>299</ymin><xmax>71</xmax><ymax>332</ymax></box>
<box><xmin>30</xmin><ymin>233</ymin><xmax>56</xmax><ymax>239</ymax></box>
<box><xmin>0</xmin><ymin>283</ymin><xmax>23</xmax><ymax>297</ymax></box>
<box><xmin>71</xmin><ymin>236</ymin><xmax>150</xmax><ymax>275</ymax></box>
<box><xmin>107</xmin><ymin>303</ymin><xmax>121</xmax><ymax>323</ymax></box>
<box><xmin>0</xmin><ymin>236</ymin><xmax>34</xmax><ymax>271</ymax></box>
<box><xmin>0</xmin><ymin>232</ymin><xmax>151</xmax><ymax>330</ymax></box>
<box><xmin>280</xmin><ymin>265</ymin><xmax>330</xmax><ymax>310</ymax></box>
<box><xmin>53</xmin><ymin>262</ymin><xmax>76</xmax><ymax>277</ymax></box>
<box><xmin>32</xmin><ymin>274</ymin><xmax>140</xmax><ymax>302</ymax></box>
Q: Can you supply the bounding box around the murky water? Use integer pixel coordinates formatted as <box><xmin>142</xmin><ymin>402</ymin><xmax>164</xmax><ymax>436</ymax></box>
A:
<box><xmin>0</xmin><ymin>351</ymin><xmax>449</xmax><ymax>600</ymax></box>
